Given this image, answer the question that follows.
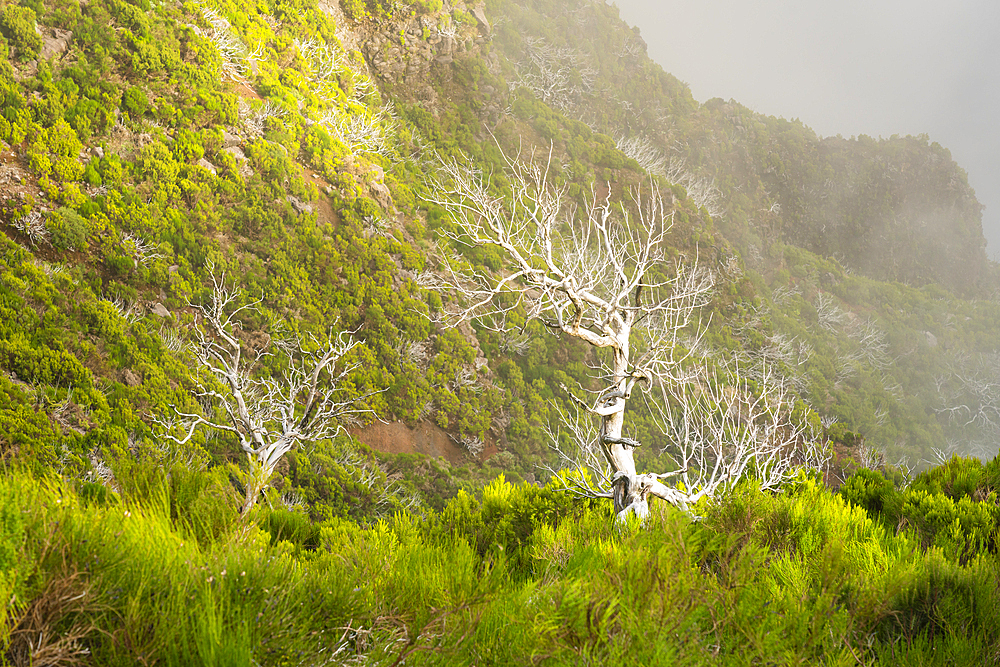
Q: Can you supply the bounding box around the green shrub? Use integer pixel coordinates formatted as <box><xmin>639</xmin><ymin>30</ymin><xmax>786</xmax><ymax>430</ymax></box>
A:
<box><xmin>0</xmin><ymin>5</ymin><xmax>40</xmax><ymax>61</ymax></box>
<box><xmin>341</xmin><ymin>0</ymin><xmax>366</xmax><ymax>20</ymax></box>
<box><xmin>263</xmin><ymin>508</ymin><xmax>320</xmax><ymax>550</ymax></box>
<box><xmin>838</xmin><ymin>467</ymin><xmax>903</xmax><ymax>524</ymax></box>
<box><xmin>909</xmin><ymin>455</ymin><xmax>985</xmax><ymax>500</ymax></box>
<box><xmin>901</xmin><ymin>489</ymin><xmax>998</xmax><ymax>557</ymax></box>
<box><xmin>0</xmin><ymin>334</ymin><xmax>92</xmax><ymax>387</ymax></box>
<box><xmin>413</xmin><ymin>0</ymin><xmax>442</xmax><ymax>13</ymax></box>
<box><xmin>172</xmin><ymin>129</ymin><xmax>205</xmax><ymax>163</ymax></box>
<box><xmin>47</xmin><ymin>207</ymin><xmax>90</xmax><ymax>251</ymax></box>
<box><xmin>121</xmin><ymin>85</ymin><xmax>149</xmax><ymax>118</ymax></box>
<box><xmin>453</xmin><ymin>8</ymin><xmax>475</xmax><ymax>25</ymax></box>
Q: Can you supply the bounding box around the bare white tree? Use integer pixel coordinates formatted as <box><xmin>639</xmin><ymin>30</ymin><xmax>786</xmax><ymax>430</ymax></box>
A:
<box><xmin>194</xmin><ymin>8</ymin><xmax>265</xmax><ymax>84</ymax></box>
<box><xmin>616</xmin><ymin>32</ymin><xmax>642</xmax><ymax>60</ymax></box>
<box><xmin>120</xmin><ymin>232</ymin><xmax>165</xmax><ymax>268</ymax></box>
<box><xmin>101</xmin><ymin>293</ymin><xmax>143</xmax><ymax>324</ymax></box>
<box><xmin>238</xmin><ymin>99</ymin><xmax>287</xmax><ymax>139</ymax></box>
<box><xmin>546</xmin><ymin>360</ymin><xmax>828</xmax><ymax>518</ymax></box>
<box><xmin>815</xmin><ymin>292</ymin><xmax>850</xmax><ymax>333</ymax></box>
<box><xmin>318</xmin><ymin>105</ymin><xmax>397</xmax><ymax>158</ymax></box>
<box><xmin>512</xmin><ymin>37</ymin><xmax>596</xmax><ymax>112</ymax></box>
<box><xmin>11</xmin><ymin>210</ymin><xmax>49</xmax><ymax>246</ymax></box>
<box><xmin>615</xmin><ymin>134</ymin><xmax>667</xmax><ymax>176</ymax></box>
<box><xmin>426</xmin><ymin>146</ymin><xmax>744</xmax><ymax>521</ymax></box>
<box><xmin>154</xmin><ymin>272</ymin><xmax>375</xmax><ymax>514</ymax></box>
<box><xmin>650</xmin><ymin>361</ymin><xmax>828</xmax><ymax>508</ymax></box>
<box><xmin>665</xmin><ymin>156</ymin><xmax>725</xmax><ymax>219</ymax></box>
<box><xmin>935</xmin><ymin>352</ymin><xmax>1000</xmax><ymax>460</ymax></box>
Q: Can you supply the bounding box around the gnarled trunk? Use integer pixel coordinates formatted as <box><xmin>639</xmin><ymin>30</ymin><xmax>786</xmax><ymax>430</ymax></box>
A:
<box><xmin>600</xmin><ymin>334</ymin><xmax>646</xmax><ymax>520</ymax></box>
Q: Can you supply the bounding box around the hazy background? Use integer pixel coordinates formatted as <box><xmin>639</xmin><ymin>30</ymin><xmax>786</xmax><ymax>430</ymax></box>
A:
<box><xmin>613</xmin><ymin>0</ymin><xmax>1000</xmax><ymax>261</ymax></box>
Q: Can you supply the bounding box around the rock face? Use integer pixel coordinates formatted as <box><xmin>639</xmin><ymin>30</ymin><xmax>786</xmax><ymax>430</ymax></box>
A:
<box><xmin>286</xmin><ymin>195</ymin><xmax>314</xmax><ymax>215</ymax></box>
<box><xmin>39</xmin><ymin>27</ymin><xmax>72</xmax><ymax>61</ymax></box>
<box><xmin>196</xmin><ymin>158</ymin><xmax>217</xmax><ymax>175</ymax></box>
<box><xmin>470</xmin><ymin>4</ymin><xmax>490</xmax><ymax>33</ymax></box>
<box><xmin>122</xmin><ymin>369</ymin><xmax>141</xmax><ymax>387</ymax></box>
<box><xmin>356</xmin><ymin>4</ymin><xmax>486</xmax><ymax>91</ymax></box>
<box><xmin>223</xmin><ymin>145</ymin><xmax>246</xmax><ymax>162</ymax></box>
<box><xmin>222</xmin><ymin>130</ymin><xmax>242</xmax><ymax>148</ymax></box>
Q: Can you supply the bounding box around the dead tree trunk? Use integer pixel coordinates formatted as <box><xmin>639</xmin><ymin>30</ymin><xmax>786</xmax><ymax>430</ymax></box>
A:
<box><xmin>154</xmin><ymin>271</ymin><xmax>374</xmax><ymax>514</ymax></box>
<box><xmin>427</xmin><ymin>146</ymin><xmax>727</xmax><ymax>521</ymax></box>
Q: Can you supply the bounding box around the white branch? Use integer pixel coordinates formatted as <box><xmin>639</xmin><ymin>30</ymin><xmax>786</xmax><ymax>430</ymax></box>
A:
<box><xmin>154</xmin><ymin>272</ymin><xmax>374</xmax><ymax>512</ymax></box>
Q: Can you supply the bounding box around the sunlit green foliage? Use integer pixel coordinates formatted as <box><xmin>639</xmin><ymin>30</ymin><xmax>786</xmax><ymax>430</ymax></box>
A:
<box><xmin>2</xmin><ymin>467</ymin><xmax>1000</xmax><ymax>663</ymax></box>
<box><xmin>0</xmin><ymin>0</ymin><xmax>997</xmax><ymax>660</ymax></box>
<box><xmin>0</xmin><ymin>4</ymin><xmax>40</xmax><ymax>61</ymax></box>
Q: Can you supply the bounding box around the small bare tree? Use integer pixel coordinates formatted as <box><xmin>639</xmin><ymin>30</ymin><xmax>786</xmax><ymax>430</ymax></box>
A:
<box><xmin>427</xmin><ymin>147</ymin><xmax>728</xmax><ymax>521</ymax></box>
<box><xmin>649</xmin><ymin>361</ymin><xmax>827</xmax><ymax>505</ymax></box>
<box><xmin>512</xmin><ymin>37</ymin><xmax>596</xmax><ymax>112</ymax></box>
<box><xmin>665</xmin><ymin>156</ymin><xmax>725</xmax><ymax>219</ymax></box>
<box><xmin>935</xmin><ymin>352</ymin><xmax>1000</xmax><ymax>460</ymax></box>
<box><xmin>155</xmin><ymin>273</ymin><xmax>375</xmax><ymax>514</ymax></box>
<box><xmin>615</xmin><ymin>134</ymin><xmax>667</xmax><ymax>176</ymax></box>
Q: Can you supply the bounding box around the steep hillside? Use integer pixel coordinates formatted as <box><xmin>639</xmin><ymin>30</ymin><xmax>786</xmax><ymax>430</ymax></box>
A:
<box><xmin>3</xmin><ymin>0</ymin><xmax>1000</xmax><ymax>663</ymax></box>
<box><xmin>0</xmin><ymin>0</ymin><xmax>997</xmax><ymax>506</ymax></box>
<box><xmin>482</xmin><ymin>0</ymin><xmax>996</xmax><ymax>296</ymax></box>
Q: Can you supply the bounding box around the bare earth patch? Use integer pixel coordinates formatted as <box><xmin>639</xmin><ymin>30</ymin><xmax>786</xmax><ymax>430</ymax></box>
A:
<box><xmin>351</xmin><ymin>420</ymin><xmax>498</xmax><ymax>465</ymax></box>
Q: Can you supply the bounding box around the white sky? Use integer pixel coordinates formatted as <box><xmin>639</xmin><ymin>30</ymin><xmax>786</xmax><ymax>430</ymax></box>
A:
<box><xmin>613</xmin><ymin>0</ymin><xmax>1000</xmax><ymax>261</ymax></box>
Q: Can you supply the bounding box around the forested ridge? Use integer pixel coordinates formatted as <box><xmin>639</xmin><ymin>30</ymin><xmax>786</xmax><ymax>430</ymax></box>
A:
<box><xmin>1</xmin><ymin>0</ymin><xmax>999</xmax><ymax>662</ymax></box>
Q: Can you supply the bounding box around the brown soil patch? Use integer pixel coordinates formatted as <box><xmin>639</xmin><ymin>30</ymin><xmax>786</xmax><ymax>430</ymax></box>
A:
<box><xmin>231</xmin><ymin>79</ymin><xmax>262</xmax><ymax>101</ymax></box>
<box><xmin>352</xmin><ymin>420</ymin><xmax>467</xmax><ymax>465</ymax></box>
<box><xmin>0</xmin><ymin>149</ymin><xmax>44</xmax><ymax>205</ymax></box>
<box><xmin>351</xmin><ymin>420</ymin><xmax>501</xmax><ymax>465</ymax></box>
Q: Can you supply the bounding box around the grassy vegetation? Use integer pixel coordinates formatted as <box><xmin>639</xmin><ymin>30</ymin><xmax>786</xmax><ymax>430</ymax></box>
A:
<box><xmin>3</xmin><ymin>461</ymin><xmax>1000</xmax><ymax>664</ymax></box>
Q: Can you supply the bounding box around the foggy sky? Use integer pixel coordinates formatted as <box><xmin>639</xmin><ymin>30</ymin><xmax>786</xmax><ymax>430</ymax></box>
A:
<box><xmin>613</xmin><ymin>0</ymin><xmax>1000</xmax><ymax>261</ymax></box>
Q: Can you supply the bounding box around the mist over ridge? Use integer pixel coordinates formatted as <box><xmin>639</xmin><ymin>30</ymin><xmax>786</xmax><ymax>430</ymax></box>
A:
<box><xmin>613</xmin><ymin>0</ymin><xmax>1000</xmax><ymax>262</ymax></box>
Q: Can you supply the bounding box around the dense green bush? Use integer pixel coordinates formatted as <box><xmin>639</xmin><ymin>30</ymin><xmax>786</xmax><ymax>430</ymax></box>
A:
<box><xmin>340</xmin><ymin>0</ymin><xmax>366</xmax><ymax>20</ymax></box>
<box><xmin>46</xmin><ymin>207</ymin><xmax>90</xmax><ymax>251</ymax></box>
<box><xmin>0</xmin><ymin>5</ymin><xmax>40</xmax><ymax>61</ymax></box>
<box><xmin>838</xmin><ymin>467</ymin><xmax>903</xmax><ymax>524</ymax></box>
<box><xmin>120</xmin><ymin>85</ymin><xmax>149</xmax><ymax>118</ymax></box>
<box><xmin>412</xmin><ymin>0</ymin><xmax>442</xmax><ymax>13</ymax></box>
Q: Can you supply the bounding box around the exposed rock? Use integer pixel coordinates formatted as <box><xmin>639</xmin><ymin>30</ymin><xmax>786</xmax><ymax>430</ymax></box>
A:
<box><xmin>122</xmin><ymin>369</ymin><xmax>141</xmax><ymax>387</ymax></box>
<box><xmin>223</xmin><ymin>145</ymin><xmax>247</xmax><ymax>161</ymax></box>
<box><xmin>13</xmin><ymin>60</ymin><xmax>38</xmax><ymax>81</ymax></box>
<box><xmin>470</xmin><ymin>5</ymin><xmax>490</xmax><ymax>33</ymax></box>
<box><xmin>351</xmin><ymin>420</ymin><xmax>470</xmax><ymax>465</ymax></box>
<box><xmin>39</xmin><ymin>28</ymin><xmax>72</xmax><ymax>61</ymax></box>
<box><xmin>222</xmin><ymin>130</ymin><xmax>242</xmax><ymax>148</ymax></box>
<box><xmin>370</xmin><ymin>180</ymin><xmax>391</xmax><ymax>206</ymax></box>
<box><xmin>151</xmin><ymin>303</ymin><xmax>172</xmax><ymax>318</ymax></box>
<box><xmin>196</xmin><ymin>157</ymin><xmax>217</xmax><ymax>175</ymax></box>
<box><xmin>286</xmin><ymin>195</ymin><xmax>314</xmax><ymax>215</ymax></box>
<box><xmin>924</xmin><ymin>331</ymin><xmax>938</xmax><ymax>348</ymax></box>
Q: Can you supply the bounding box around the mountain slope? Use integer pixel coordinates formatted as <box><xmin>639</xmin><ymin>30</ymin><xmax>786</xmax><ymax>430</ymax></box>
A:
<box><xmin>0</xmin><ymin>0</ymin><xmax>997</xmax><ymax>501</ymax></box>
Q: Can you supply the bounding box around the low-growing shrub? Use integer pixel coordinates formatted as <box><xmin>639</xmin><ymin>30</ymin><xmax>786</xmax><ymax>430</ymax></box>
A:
<box><xmin>47</xmin><ymin>207</ymin><xmax>90</xmax><ymax>251</ymax></box>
